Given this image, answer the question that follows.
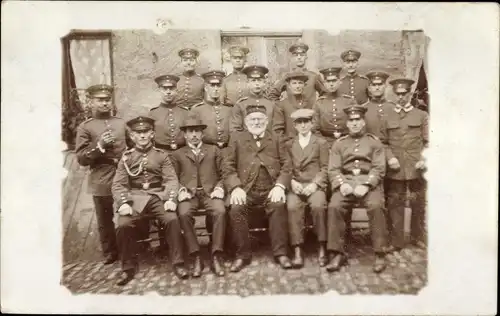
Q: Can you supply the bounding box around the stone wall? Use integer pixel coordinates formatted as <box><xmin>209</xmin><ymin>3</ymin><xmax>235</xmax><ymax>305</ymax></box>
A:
<box><xmin>111</xmin><ymin>29</ymin><xmax>417</xmax><ymax>117</ymax></box>
<box><xmin>112</xmin><ymin>29</ymin><xmax>221</xmax><ymax>119</ymax></box>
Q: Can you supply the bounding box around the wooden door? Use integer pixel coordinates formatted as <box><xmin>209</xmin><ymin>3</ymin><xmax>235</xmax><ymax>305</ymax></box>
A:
<box><xmin>221</xmin><ymin>34</ymin><xmax>302</xmax><ymax>92</ymax></box>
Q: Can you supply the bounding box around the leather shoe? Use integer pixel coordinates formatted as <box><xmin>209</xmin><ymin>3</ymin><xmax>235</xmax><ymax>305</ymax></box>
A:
<box><xmin>318</xmin><ymin>244</ymin><xmax>327</xmax><ymax>267</ymax></box>
<box><xmin>229</xmin><ymin>258</ymin><xmax>250</xmax><ymax>273</ymax></box>
<box><xmin>191</xmin><ymin>255</ymin><xmax>204</xmax><ymax>278</ymax></box>
<box><xmin>373</xmin><ymin>256</ymin><xmax>387</xmax><ymax>273</ymax></box>
<box><xmin>326</xmin><ymin>253</ymin><xmax>347</xmax><ymax>272</ymax></box>
<box><xmin>104</xmin><ymin>254</ymin><xmax>118</xmax><ymax>265</ymax></box>
<box><xmin>173</xmin><ymin>264</ymin><xmax>189</xmax><ymax>280</ymax></box>
<box><xmin>291</xmin><ymin>246</ymin><xmax>304</xmax><ymax>269</ymax></box>
<box><xmin>116</xmin><ymin>269</ymin><xmax>135</xmax><ymax>286</ymax></box>
<box><xmin>211</xmin><ymin>254</ymin><xmax>225</xmax><ymax>277</ymax></box>
<box><xmin>276</xmin><ymin>255</ymin><xmax>292</xmax><ymax>270</ymax></box>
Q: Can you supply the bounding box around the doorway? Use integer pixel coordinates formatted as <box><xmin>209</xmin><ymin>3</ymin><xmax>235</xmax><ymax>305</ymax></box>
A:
<box><xmin>220</xmin><ymin>31</ymin><xmax>302</xmax><ymax>89</ymax></box>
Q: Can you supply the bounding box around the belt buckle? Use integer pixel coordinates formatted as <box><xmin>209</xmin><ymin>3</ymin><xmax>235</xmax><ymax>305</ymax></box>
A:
<box><xmin>217</xmin><ymin>142</ymin><xmax>224</xmax><ymax>148</ymax></box>
<box><xmin>142</xmin><ymin>182</ymin><xmax>150</xmax><ymax>190</ymax></box>
<box><xmin>333</xmin><ymin>132</ymin><xmax>341</xmax><ymax>138</ymax></box>
<box><xmin>171</xmin><ymin>144</ymin><xmax>177</xmax><ymax>150</ymax></box>
<box><xmin>352</xmin><ymin>169</ymin><xmax>361</xmax><ymax>176</ymax></box>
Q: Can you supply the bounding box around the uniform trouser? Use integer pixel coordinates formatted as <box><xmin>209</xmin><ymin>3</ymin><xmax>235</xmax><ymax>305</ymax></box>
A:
<box><xmin>93</xmin><ymin>196</ymin><xmax>118</xmax><ymax>257</ymax></box>
<box><xmin>327</xmin><ymin>186</ymin><xmax>387</xmax><ymax>254</ymax></box>
<box><xmin>116</xmin><ymin>195</ymin><xmax>184</xmax><ymax>271</ymax></box>
<box><xmin>287</xmin><ymin>190</ymin><xmax>327</xmax><ymax>246</ymax></box>
<box><xmin>385</xmin><ymin>178</ymin><xmax>427</xmax><ymax>248</ymax></box>
<box><xmin>228</xmin><ymin>188</ymin><xmax>289</xmax><ymax>260</ymax></box>
<box><xmin>178</xmin><ymin>192</ymin><xmax>226</xmax><ymax>255</ymax></box>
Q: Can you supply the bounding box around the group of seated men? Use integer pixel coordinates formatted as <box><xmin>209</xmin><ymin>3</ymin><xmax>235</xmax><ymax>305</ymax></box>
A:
<box><xmin>74</xmin><ymin>42</ymin><xmax>429</xmax><ymax>286</ymax></box>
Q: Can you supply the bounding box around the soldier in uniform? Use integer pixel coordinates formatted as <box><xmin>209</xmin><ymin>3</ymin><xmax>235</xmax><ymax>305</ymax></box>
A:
<box><xmin>112</xmin><ymin>116</ymin><xmax>188</xmax><ymax>285</ymax></box>
<box><xmin>224</xmin><ymin>105</ymin><xmax>293</xmax><ymax>272</ymax></box>
<box><xmin>75</xmin><ymin>84</ymin><xmax>128</xmax><ymax>265</ymax></box>
<box><xmin>220</xmin><ymin>46</ymin><xmax>250</xmax><ymax>107</ymax></box>
<box><xmin>268</xmin><ymin>41</ymin><xmax>325</xmax><ymax>105</ymax></box>
<box><xmin>285</xmin><ymin>109</ymin><xmax>329</xmax><ymax>268</ymax></box>
<box><xmin>337</xmin><ymin>50</ymin><xmax>370</xmax><ymax>105</ymax></box>
<box><xmin>170</xmin><ymin>116</ymin><xmax>227</xmax><ymax>277</ymax></box>
<box><xmin>229</xmin><ymin>65</ymin><xmax>276</xmax><ymax>133</ymax></box>
<box><xmin>149</xmin><ymin>75</ymin><xmax>189</xmax><ymax>152</ymax></box>
<box><xmin>380</xmin><ymin>78</ymin><xmax>428</xmax><ymax>252</ymax></box>
<box><xmin>273</xmin><ymin>72</ymin><xmax>315</xmax><ymax>143</ymax></box>
<box><xmin>327</xmin><ymin>105</ymin><xmax>388</xmax><ymax>273</ymax></box>
<box><xmin>312</xmin><ymin>67</ymin><xmax>353</xmax><ymax>146</ymax></box>
<box><xmin>363</xmin><ymin>70</ymin><xmax>395</xmax><ymax>138</ymax></box>
<box><xmin>191</xmin><ymin>70</ymin><xmax>232</xmax><ymax>150</ymax></box>
<box><xmin>174</xmin><ymin>48</ymin><xmax>205</xmax><ymax>110</ymax></box>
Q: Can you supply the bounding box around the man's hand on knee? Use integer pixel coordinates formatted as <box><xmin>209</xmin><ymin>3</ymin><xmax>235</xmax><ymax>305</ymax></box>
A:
<box><xmin>340</xmin><ymin>183</ymin><xmax>354</xmax><ymax>196</ymax></box>
<box><xmin>353</xmin><ymin>184</ymin><xmax>370</xmax><ymax>198</ymax></box>
<box><xmin>268</xmin><ymin>185</ymin><xmax>286</xmax><ymax>203</ymax></box>
<box><xmin>117</xmin><ymin>203</ymin><xmax>133</xmax><ymax>216</ymax></box>
<box><xmin>230</xmin><ymin>187</ymin><xmax>247</xmax><ymax>205</ymax></box>
<box><xmin>164</xmin><ymin>200</ymin><xmax>177</xmax><ymax>212</ymax></box>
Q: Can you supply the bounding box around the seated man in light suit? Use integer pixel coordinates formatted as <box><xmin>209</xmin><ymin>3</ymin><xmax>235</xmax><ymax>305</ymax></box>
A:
<box><xmin>285</xmin><ymin>108</ymin><xmax>329</xmax><ymax>269</ymax></box>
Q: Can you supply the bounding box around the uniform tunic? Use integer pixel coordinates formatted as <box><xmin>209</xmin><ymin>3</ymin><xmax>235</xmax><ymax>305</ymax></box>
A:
<box><xmin>327</xmin><ymin>132</ymin><xmax>387</xmax><ymax>253</ymax></box>
<box><xmin>191</xmin><ymin>100</ymin><xmax>232</xmax><ymax>148</ymax></box>
<box><xmin>363</xmin><ymin>98</ymin><xmax>396</xmax><ymax>139</ymax></box>
<box><xmin>149</xmin><ymin>103</ymin><xmax>189</xmax><ymax>150</ymax></box>
<box><xmin>379</xmin><ymin>106</ymin><xmax>429</xmax><ymax>248</ymax></box>
<box><xmin>174</xmin><ymin>71</ymin><xmax>205</xmax><ymax>110</ymax></box>
<box><xmin>312</xmin><ymin>94</ymin><xmax>353</xmax><ymax>144</ymax></box>
<box><xmin>221</xmin><ymin>69</ymin><xmax>249</xmax><ymax>106</ymax></box>
<box><xmin>75</xmin><ymin>114</ymin><xmax>128</xmax><ymax>257</ymax></box>
<box><xmin>272</xmin><ymin>95</ymin><xmax>314</xmax><ymax>142</ymax></box>
<box><xmin>229</xmin><ymin>92</ymin><xmax>276</xmax><ymax>133</ymax></box>
<box><xmin>337</xmin><ymin>73</ymin><xmax>370</xmax><ymax>105</ymax></box>
<box><xmin>268</xmin><ymin>68</ymin><xmax>325</xmax><ymax>105</ymax></box>
<box><xmin>112</xmin><ymin>145</ymin><xmax>184</xmax><ymax>270</ymax></box>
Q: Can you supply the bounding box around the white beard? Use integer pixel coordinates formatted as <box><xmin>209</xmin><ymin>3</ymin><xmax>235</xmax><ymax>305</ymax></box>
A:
<box><xmin>247</xmin><ymin>124</ymin><xmax>267</xmax><ymax>136</ymax></box>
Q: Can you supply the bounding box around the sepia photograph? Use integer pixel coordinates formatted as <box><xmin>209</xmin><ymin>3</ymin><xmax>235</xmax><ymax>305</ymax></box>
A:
<box><xmin>61</xmin><ymin>27</ymin><xmax>430</xmax><ymax>296</ymax></box>
<box><xmin>2</xmin><ymin>2</ymin><xmax>497</xmax><ymax>315</ymax></box>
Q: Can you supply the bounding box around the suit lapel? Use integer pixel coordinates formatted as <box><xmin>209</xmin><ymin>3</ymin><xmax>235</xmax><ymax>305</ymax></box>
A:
<box><xmin>198</xmin><ymin>143</ymin><xmax>207</xmax><ymax>163</ymax></box>
<box><xmin>300</xmin><ymin>135</ymin><xmax>316</xmax><ymax>167</ymax></box>
<box><xmin>257</xmin><ymin>131</ymin><xmax>271</xmax><ymax>152</ymax></box>
<box><xmin>245</xmin><ymin>132</ymin><xmax>258</xmax><ymax>152</ymax></box>
<box><xmin>291</xmin><ymin>138</ymin><xmax>304</xmax><ymax>164</ymax></box>
<box><xmin>185</xmin><ymin>147</ymin><xmax>197</xmax><ymax>163</ymax></box>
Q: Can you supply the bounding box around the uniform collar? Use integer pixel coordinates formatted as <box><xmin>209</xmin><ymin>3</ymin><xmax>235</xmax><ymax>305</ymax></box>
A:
<box><xmin>183</xmin><ymin>70</ymin><xmax>196</xmax><ymax>77</ymax></box>
<box><xmin>249</xmin><ymin>91</ymin><xmax>264</xmax><ymax>98</ymax></box>
<box><xmin>94</xmin><ymin>111</ymin><xmax>112</xmax><ymax>119</ymax></box>
<box><xmin>160</xmin><ymin>101</ymin><xmax>176</xmax><ymax>108</ymax></box>
<box><xmin>370</xmin><ymin>97</ymin><xmax>386</xmax><ymax>103</ymax></box>
<box><xmin>205</xmin><ymin>98</ymin><xmax>222</xmax><ymax>106</ymax></box>
<box><xmin>345</xmin><ymin>72</ymin><xmax>358</xmax><ymax>77</ymax></box>
<box><xmin>394</xmin><ymin>103</ymin><xmax>414</xmax><ymax>113</ymax></box>
<box><xmin>233</xmin><ymin>68</ymin><xmax>244</xmax><ymax>74</ymax></box>
<box><xmin>135</xmin><ymin>143</ymin><xmax>153</xmax><ymax>153</ymax></box>
<box><xmin>292</xmin><ymin>66</ymin><xmax>308</xmax><ymax>72</ymax></box>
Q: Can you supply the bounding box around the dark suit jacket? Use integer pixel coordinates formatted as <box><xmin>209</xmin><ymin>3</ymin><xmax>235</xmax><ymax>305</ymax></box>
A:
<box><xmin>223</xmin><ymin>131</ymin><xmax>292</xmax><ymax>193</ymax></box>
<box><xmin>286</xmin><ymin>134</ymin><xmax>329</xmax><ymax>190</ymax></box>
<box><xmin>170</xmin><ymin>143</ymin><xmax>224</xmax><ymax>195</ymax></box>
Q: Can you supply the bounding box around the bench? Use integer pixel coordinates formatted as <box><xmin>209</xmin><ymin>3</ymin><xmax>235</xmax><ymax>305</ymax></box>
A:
<box><xmin>137</xmin><ymin>206</ymin><xmax>371</xmax><ymax>250</ymax></box>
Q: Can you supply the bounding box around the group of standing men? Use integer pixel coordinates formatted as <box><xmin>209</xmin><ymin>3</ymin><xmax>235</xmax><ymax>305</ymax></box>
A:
<box><xmin>75</xmin><ymin>41</ymin><xmax>428</xmax><ymax>286</ymax></box>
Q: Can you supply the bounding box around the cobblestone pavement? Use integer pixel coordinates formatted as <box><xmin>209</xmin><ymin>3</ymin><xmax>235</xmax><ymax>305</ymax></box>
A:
<box><xmin>62</xmin><ymin>232</ymin><xmax>427</xmax><ymax>296</ymax></box>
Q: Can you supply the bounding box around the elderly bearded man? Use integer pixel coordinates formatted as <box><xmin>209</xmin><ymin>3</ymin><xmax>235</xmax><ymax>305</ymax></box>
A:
<box><xmin>223</xmin><ymin>105</ymin><xmax>293</xmax><ymax>272</ymax></box>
